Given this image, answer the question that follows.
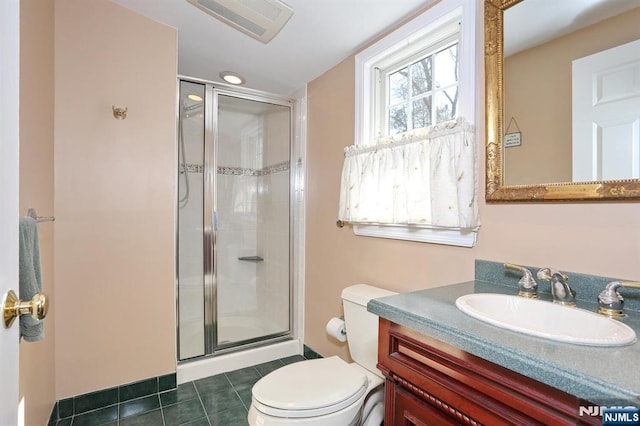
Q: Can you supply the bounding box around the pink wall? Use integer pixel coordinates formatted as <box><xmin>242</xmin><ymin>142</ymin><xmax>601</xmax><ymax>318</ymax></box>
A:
<box><xmin>54</xmin><ymin>0</ymin><xmax>177</xmax><ymax>398</ymax></box>
<box><xmin>19</xmin><ymin>0</ymin><xmax>56</xmax><ymax>423</ymax></box>
<box><xmin>304</xmin><ymin>9</ymin><xmax>640</xmax><ymax>360</ymax></box>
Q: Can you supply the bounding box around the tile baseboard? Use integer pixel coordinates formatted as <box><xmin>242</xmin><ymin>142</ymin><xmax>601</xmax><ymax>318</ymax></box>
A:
<box><xmin>49</xmin><ymin>372</ymin><xmax>176</xmax><ymax>424</ymax></box>
<box><xmin>303</xmin><ymin>344</ymin><xmax>323</xmax><ymax>359</ymax></box>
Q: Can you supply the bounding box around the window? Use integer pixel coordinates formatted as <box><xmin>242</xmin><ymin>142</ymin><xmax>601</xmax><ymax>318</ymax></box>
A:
<box><xmin>380</xmin><ymin>34</ymin><xmax>459</xmax><ymax>137</ymax></box>
<box><xmin>344</xmin><ymin>0</ymin><xmax>479</xmax><ymax>246</ymax></box>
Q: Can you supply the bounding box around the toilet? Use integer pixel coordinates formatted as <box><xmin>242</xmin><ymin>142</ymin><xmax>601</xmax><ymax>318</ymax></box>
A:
<box><xmin>248</xmin><ymin>284</ymin><xmax>396</xmax><ymax>426</ymax></box>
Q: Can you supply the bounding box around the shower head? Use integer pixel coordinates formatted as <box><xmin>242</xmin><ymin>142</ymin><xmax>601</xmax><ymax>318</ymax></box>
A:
<box><xmin>183</xmin><ymin>103</ymin><xmax>203</xmax><ymax>112</ymax></box>
<box><xmin>182</xmin><ymin>101</ymin><xmax>204</xmax><ymax>119</ymax></box>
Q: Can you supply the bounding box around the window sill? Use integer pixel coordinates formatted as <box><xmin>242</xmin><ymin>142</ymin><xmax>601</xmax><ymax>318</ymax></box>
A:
<box><xmin>353</xmin><ymin>224</ymin><xmax>476</xmax><ymax>247</ymax></box>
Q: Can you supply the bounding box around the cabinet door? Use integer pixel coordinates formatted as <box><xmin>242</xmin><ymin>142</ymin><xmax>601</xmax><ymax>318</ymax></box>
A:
<box><xmin>394</xmin><ymin>385</ymin><xmax>462</xmax><ymax>426</ymax></box>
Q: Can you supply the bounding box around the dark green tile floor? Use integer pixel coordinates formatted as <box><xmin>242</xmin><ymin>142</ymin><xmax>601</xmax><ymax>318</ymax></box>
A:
<box><xmin>55</xmin><ymin>355</ymin><xmax>309</xmax><ymax>426</ymax></box>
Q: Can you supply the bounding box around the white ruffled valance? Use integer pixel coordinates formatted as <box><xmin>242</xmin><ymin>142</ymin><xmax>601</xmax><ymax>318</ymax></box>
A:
<box><xmin>338</xmin><ymin>117</ymin><xmax>478</xmax><ymax>230</ymax></box>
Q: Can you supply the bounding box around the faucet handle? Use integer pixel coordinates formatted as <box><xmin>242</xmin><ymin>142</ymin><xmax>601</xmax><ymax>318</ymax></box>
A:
<box><xmin>536</xmin><ymin>267</ymin><xmax>569</xmax><ymax>282</ymax></box>
<box><xmin>598</xmin><ymin>281</ymin><xmax>640</xmax><ymax>318</ymax></box>
<box><xmin>504</xmin><ymin>263</ymin><xmax>538</xmax><ymax>298</ymax></box>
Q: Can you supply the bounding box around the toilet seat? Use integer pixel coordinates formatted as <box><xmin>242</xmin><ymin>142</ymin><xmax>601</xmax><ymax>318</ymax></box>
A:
<box><xmin>251</xmin><ymin>356</ymin><xmax>369</xmax><ymax>418</ymax></box>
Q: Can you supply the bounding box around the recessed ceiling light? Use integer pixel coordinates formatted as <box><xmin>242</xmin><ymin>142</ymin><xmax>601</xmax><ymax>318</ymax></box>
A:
<box><xmin>220</xmin><ymin>71</ymin><xmax>245</xmax><ymax>85</ymax></box>
<box><xmin>187</xmin><ymin>94</ymin><xmax>203</xmax><ymax>102</ymax></box>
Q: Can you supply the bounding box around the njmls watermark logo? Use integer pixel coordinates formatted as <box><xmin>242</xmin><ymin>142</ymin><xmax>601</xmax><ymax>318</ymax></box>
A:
<box><xmin>579</xmin><ymin>406</ymin><xmax>640</xmax><ymax>425</ymax></box>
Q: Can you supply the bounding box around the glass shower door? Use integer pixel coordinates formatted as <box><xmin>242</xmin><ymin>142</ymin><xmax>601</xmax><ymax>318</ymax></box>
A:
<box><xmin>177</xmin><ymin>80</ymin><xmax>206</xmax><ymax>361</ymax></box>
<box><xmin>214</xmin><ymin>93</ymin><xmax>291</xmax><ymax>349</ymax></box>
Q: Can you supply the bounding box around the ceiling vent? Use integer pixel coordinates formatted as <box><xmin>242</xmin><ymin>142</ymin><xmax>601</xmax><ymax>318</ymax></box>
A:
<box><xmin>187</xmin><ymin>0</ymin><xmax>293</xmax><ymax>44</ymax></box>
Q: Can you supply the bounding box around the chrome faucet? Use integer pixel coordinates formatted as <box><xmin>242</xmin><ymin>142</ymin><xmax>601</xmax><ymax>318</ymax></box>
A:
<box><xmin>597</xmin><ymin>281</ymin><xmax>640</xmax><ymax>318</ymax></box>
<box><xmin>504</xmin><ymin>263</ymin><xmax>538</xmax><ymax>298</ymax></box>
<box><xmin>536</xmin><ymin>268</ymin><xmax>576</xmax><ymax>306</ymax></box>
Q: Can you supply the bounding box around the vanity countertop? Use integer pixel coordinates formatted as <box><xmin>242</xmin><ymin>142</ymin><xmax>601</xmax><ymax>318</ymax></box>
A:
<box><xmin>368</xmin><ymin>280</ymin><xmax>640</xmax><ymax>407</ymax></box>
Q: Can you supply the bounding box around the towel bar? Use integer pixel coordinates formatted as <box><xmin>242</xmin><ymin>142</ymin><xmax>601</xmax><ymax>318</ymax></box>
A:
<box><xmin>26</xmin><ymin>208</ymin><xmax>55</xmax><ymax>223</ymax></box>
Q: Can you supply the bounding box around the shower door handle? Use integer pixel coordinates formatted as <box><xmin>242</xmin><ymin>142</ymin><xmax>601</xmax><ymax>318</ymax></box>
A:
<box><xmin>238</xmin><ymin>256</ymin><xmax>264</xmax><ymax>262</ymax></box>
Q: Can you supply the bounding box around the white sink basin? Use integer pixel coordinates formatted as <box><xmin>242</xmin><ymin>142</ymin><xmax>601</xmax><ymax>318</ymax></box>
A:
<box><xmin>455</xmin><ymin>293</ymin><xmax>636</xmax><ymax>346</ymax></box>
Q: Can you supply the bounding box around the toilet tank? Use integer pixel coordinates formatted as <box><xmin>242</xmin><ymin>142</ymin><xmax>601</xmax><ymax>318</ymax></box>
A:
<box><xmin>341</xmin><ymin>284</ymin><xmax>397</xmax><ymax>376</ymax></box>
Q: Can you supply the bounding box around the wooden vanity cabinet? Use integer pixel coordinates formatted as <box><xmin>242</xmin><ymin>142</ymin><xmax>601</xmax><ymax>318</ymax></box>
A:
<box><xmin>377</xmin><ymin>318</ymin><xmax>600</xmax><ymax>425</ymax></box>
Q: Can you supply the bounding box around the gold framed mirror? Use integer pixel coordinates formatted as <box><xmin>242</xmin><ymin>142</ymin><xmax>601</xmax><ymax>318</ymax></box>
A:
<box><xmin>485</xmin><ymin>0</ymin><xmax>640</xmax><ymax>202</ymax></box>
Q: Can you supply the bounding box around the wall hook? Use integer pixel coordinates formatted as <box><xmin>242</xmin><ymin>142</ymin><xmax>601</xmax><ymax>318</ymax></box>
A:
<box><xmin>112</xmin><ymin>105</ymin><xmax>128</xmax><ymax>120</ymax></box>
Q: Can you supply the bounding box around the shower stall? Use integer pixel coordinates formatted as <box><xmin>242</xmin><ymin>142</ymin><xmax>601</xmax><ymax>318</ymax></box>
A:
<box><xmin>176</xmin><ymin>79</ymin><xmax>302</xmax><ymax>380</ymax></box>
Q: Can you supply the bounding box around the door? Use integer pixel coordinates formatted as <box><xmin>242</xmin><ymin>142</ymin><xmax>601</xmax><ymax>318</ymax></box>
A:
<box><xmin>572</xmin><ymin>39</ymin><xmax>640</xmax><ymax>182</ymax></box>
<box><xmin>213</xmin><ymin>92</ymin><xmax>292</xmax><ymax>350</ymax></box>
<box><xmin>0</xmin><ymin>0</ymin><xmax>21</xmax><ymax>424</ymax></box>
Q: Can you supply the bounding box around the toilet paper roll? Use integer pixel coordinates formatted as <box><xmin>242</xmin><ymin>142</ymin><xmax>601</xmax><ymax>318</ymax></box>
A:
<box><xmin>326</xmin><ymin>317</ymin><xmax>347</xmax><ymax>342</ymax></box>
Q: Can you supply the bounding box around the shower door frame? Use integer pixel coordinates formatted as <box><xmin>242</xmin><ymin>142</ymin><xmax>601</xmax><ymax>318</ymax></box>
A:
<box><xmin>177</xmin><ymin>76</ymin><xmax>298</xmax><ymax>362</ymax></box>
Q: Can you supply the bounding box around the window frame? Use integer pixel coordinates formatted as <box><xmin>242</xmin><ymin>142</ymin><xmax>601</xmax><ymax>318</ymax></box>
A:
<box><xmin>377</xmin><ymin>31</ymin><xmax>460</xmax><ymax>138</ymax></box>
<box><xmin>352</xmin><ymin>0</ymin><xmax>479</xmax><ymax>246</ymax></box>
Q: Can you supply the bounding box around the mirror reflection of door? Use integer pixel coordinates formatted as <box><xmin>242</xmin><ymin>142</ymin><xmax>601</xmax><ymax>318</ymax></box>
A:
<box><xmin>572</xmin><ymin>38</ymin><xmax>640</xmax><ymax>182</ymax></box>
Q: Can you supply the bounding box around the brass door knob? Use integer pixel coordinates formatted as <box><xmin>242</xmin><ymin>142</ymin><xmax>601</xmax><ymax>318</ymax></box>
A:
<box><xmin>2</xmin><ymin>289</ymin><xmax>49</xmax><ymax>329</ymax></box>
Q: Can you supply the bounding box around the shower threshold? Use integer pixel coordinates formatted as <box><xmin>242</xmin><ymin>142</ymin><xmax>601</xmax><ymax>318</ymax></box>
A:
<box><xmin>177</xmin><ymin>338</ymin><xmax>301</xmax><ymax>384</ymax></box>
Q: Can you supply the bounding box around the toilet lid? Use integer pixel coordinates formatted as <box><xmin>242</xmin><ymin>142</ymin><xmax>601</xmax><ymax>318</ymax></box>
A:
<box><xmin>252</xmin><ymin>356</ymin><xmax>369</xmax><ymax>418</ymax></box>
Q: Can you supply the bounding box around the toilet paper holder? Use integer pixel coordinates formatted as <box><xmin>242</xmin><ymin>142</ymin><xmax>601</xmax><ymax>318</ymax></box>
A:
<box><xmin>326</xmin><ymin>316</ymin><xmax>347</xmax><ymax>342</ymax></box>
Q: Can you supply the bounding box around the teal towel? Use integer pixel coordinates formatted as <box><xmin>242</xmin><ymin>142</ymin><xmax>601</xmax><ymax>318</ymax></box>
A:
<box><xmin>19</xmin><ymin>216</ymin><xmax>44</xmax><ymax>342</ymax></box>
